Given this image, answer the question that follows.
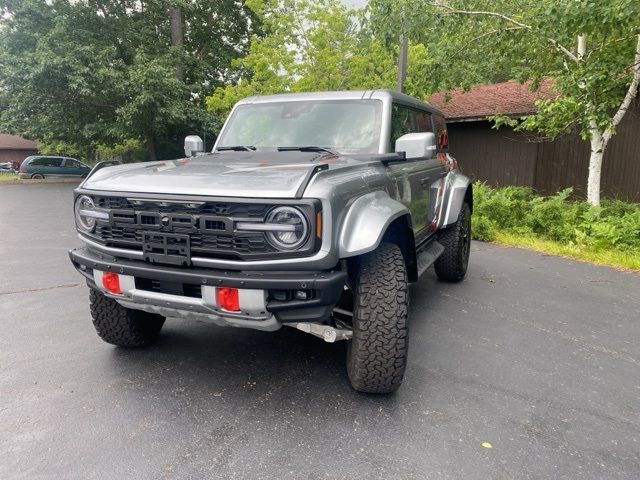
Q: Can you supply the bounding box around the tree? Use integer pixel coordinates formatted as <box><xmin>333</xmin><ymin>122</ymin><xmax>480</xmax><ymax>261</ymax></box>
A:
<box><xmin>367</xmin><ymin>0</ymin><xmax>516</xmax><ymax>93</ymax></box>
<box><xmin>419</xmin><ymin>0</ymin><xmax>640</xmax><ymax>206</ymax></box>
<box><xmin>0</xmin><ymin>0</ymin><xmax>259</xmax><ymax>160</ymax></box>
<box><xmin>206</xmin><ymin>0</ymin><xmax>443</xmax><ymax>117</ymax></box>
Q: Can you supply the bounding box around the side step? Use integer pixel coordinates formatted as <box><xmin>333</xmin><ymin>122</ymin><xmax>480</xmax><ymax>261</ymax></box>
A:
<box><xmin>416</xmin><ymin>240</ymin><xmax>444</xmax><ymax>278</ymax></box>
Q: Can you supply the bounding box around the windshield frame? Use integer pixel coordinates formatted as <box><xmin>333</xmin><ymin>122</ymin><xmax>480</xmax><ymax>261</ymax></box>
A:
<box><xmin>214</xmin><ymin>99</ymin><xmax>384</xmax><ymax>155</ymax></box>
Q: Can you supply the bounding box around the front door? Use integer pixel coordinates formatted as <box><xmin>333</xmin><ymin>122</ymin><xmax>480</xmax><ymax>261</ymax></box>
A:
<box><xmin>387</xmin><ymin>103</ymin><xmax>445</xmax><ymax>244</ymax></box>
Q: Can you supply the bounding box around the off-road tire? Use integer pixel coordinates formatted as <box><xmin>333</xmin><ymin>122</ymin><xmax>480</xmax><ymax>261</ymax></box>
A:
<box><xmin>347</xmin><ymin>242</ymin><xmax>409</xmax><ymax>394</ymax></box>
<box><xmin>434</xmin><ymin>202</ymin><xmax>471</xmax><ymax>282</ymax></box>
<box><xmin>89</xmin><ymin>289</ymin><xmax>165</xmax><ymax>347</ymax></box>
<box><xmin>31</xmin><ymin>173</ymin><xmax>44</xmax><ymax>179</ymax></box>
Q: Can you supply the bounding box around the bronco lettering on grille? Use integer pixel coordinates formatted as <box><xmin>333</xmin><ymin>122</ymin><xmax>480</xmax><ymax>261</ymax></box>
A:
<box><xmin>108</xmin><ymin>210</ymin><xmax>232</xmax><ymax>235</ymax></box>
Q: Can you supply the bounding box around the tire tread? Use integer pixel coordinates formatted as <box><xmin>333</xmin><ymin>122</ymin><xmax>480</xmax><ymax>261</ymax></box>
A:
<box><xmin>89</xmin><ymin>289</ymin><xmax>165</xmax><ymax>347</ymax></box>
<box><xmin>347</xmin><ymin>243</ymin><xmax>409</xmax><ymax>393</ymax></box>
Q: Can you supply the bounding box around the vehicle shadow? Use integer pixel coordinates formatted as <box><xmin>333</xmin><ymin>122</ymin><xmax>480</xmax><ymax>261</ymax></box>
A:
<box><xmin>103</xmin><ymin>274</ymin><xmax>444</xmax><ymax>413</ymax></box>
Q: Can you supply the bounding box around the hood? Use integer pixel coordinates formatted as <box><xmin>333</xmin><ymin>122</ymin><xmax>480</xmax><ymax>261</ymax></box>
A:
<box><xmin>82</xmin><ymin>151</ymin><xmax>349</xmax><ymax>198</ymax></box>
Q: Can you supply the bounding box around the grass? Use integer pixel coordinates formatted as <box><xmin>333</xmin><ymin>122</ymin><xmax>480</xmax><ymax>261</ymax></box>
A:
<box><xmin>471</xmin><ymin>183</ymin><xmax>640</xmax><ymax>272</ymax></box>
<box><xmin>491</xmin><ymin>230</ymin><xmax>640</xmax><ymax>272</ymax></box>
<box><xmin>0</xmin><ymin>171</ymin><xmax>19</xmax><ymax>183</ymax></box>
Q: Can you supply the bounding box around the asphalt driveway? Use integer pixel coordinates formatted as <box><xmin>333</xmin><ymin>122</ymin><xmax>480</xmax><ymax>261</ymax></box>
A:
<box><xmin>1</xmin><ymin>183</ymin><xmax>639</xmax><ymax>479</ymax></box>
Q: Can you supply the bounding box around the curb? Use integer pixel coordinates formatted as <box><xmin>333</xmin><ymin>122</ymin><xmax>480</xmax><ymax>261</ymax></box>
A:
<box><xmin>0</xmin><ymin>178</ymin><xmax>82</xmax><ymax>185</ymax></box>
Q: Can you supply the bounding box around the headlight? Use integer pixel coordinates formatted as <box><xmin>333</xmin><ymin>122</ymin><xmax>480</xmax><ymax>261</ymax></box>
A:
<box><xmin>265</xmin><ymin>207</ymin><xmax>309</xmax><ymax>250</ymax></box>
<box><xmin>74</xmin><ymin>195</ymin><xmax>97</xmax><ymax>233</ymax></box>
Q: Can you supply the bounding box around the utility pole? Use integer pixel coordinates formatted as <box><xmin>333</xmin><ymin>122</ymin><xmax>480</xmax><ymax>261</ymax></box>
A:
<box><xmin>169</xmin><ymin>5</ymin><xmax>184</xmax><ymax>81</ymax></box>
<box><xmin>396</xmin><ymin>12</ymin><xmax>408</xmax><ymax>93</ymax></box>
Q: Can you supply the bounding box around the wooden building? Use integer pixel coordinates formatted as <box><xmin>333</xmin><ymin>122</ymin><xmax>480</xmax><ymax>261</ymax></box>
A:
<box><xmin>0</xmin><ymin>134</ymin><xmax>38</xmax><ymax>169</ymax></box>
<box><xmin>428</xmin><ymin>80</ymin><xmax>640</xmax><ymax>202</ymax></box>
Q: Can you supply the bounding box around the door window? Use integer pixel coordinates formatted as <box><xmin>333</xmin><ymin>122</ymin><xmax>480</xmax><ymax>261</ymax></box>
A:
<box><xmin>42</xmin><ymin>157</ymin><xmax>63</xmax><ymax>167</ymax></box>
<box><xmin>390</xmin><ymin>104</ymin><xmax>433</xmax><ymax>151</ymax></box>
<box><xmin>64</xmin><ymin>159</ymin><xmax>83</xmax><ymax>168</ymax></box>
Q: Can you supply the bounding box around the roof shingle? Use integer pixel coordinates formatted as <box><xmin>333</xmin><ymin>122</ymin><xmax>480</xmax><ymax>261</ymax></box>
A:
<box><xmin>0</xmin><ymin>134</ymin><xmax>38</xmax><ymax>150</ymax></box>
<box><xmin>428</xmin><ymin>79</ymin><xmax>557</xmax><ymax>122</ymax></box>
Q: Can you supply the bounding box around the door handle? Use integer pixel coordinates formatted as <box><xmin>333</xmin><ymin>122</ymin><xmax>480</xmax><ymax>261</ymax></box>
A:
<box><xmin>420</xmin><ymin>177</ymin><xmax>431</xmax><ymax>186</ymax></box>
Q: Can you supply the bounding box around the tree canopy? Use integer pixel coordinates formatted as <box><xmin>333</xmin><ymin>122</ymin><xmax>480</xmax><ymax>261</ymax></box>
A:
<box><xmin>206</xmin><ymin>0</ymin><xmax>442</xmax><ymax>116</ymax></box>
<box><xmin>0</xmin><ymin>0</ymin><xmax>259</xmax><ymax>160</ymax></box>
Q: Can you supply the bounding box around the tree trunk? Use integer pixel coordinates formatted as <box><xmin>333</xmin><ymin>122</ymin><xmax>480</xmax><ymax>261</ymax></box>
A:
<box><xmin>169</xmin><ymin>5</ymin><xmax>184</xmax><ymax>81</ymax></box>
<box><xmin>145</xmin><ymin>135</ymin><xmax>157</xmax><ymax>162</ymax></box>
<box><xmin>586</xmin><ymin>135</ymin><xmax>605</xmax><ymax>206</ymax></box>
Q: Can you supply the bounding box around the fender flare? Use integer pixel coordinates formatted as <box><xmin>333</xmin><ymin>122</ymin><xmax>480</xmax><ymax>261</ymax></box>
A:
<box><xmin>441</xmin><ymin>173</ymin><xmax>472</xmax><ymax>228</ymax></box>
<box><xmin>338</xmin><ymin>191</ymin><xmax>410</xmax><ymax>258</ymax></box>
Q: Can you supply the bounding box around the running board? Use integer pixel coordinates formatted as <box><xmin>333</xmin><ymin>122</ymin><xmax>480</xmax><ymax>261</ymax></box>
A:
<box><xmin>416</xmin><ymin>241</ymin><xmax>444</xmax><ymax>277</ymax></box>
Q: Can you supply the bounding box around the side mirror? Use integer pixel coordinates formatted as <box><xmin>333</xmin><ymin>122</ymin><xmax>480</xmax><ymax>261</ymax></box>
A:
<box><xmin>184</xmin><ymin>135</ymin><xmax>204</xmax><ymax>157</ymax></box>
<box><xmin>395</xmin><ymin>132</ymin><xmax>437</xmax><ymax>159</ymax></box>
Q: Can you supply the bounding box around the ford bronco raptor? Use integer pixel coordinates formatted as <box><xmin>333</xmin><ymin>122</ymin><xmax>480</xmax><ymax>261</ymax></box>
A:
<box><xmin>69</xmin><ymin>90</ymin><xmax>472</xmax><ymax>393</ymax></box>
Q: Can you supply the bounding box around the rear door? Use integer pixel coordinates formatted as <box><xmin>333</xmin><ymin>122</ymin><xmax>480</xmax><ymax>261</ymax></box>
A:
<box><xmin>387</xmin><ymin>104</ymin><xmax>445</xmax><ymax>243</ymax></box>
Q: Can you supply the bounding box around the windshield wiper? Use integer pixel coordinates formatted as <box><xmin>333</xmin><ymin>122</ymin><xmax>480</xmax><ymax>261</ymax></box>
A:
<box><xmin>277</xmin><ymin>146</ymin><xmax>338</xmax><ymax>155</ymax></box>
<box><xmin>217</xmin><ymin>145</ymin><xmax>256</xmax><ymax>151</ymax></box>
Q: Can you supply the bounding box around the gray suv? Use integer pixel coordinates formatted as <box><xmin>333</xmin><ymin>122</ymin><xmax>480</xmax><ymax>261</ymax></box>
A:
<box><xmin>69</xmin><ymin>90</ymin><xmax>472</xmax><ymax>393</ymax></box>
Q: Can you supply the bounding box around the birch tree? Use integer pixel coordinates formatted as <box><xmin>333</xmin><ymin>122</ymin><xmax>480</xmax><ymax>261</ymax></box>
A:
<box><xmin>422</xmin><ymin>0</ymin><xmax>640</xmax><ymax>206</ymax></box>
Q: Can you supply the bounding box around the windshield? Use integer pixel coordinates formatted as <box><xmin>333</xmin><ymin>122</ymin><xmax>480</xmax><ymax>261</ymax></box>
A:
<box><xmin>217</xmin><ymin>99</ymin><xmax>383</xmax><ymax>154</ymax></box>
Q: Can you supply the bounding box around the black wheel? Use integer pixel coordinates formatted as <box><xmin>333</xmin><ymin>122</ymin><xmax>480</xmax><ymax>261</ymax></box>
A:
<box><xmin>31</xmin><ymin>173</ymin><xmax>44</xmax><ymax>179</ymax></box>
<box><xmin>346</xmin><ymin>242</ymin><xmax>409</xmax><ymax>394</ymax></box>
<box><xmin>434</xmin><ymin>202</ymin><xmax>471</xmax><ymax>282</ymax></box>
<box><xmin>89</xmin><ymin>289</ymin><xmax>165</xmax><ymax>347</ymax></box>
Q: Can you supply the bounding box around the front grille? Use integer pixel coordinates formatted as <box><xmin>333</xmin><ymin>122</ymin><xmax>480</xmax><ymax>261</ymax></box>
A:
<box><xmin>87</xmin><ymin>195</ymin><xmax>317</xmax><ymax>263</ymax></box>
<box><xmin>94</xmin><ymin>196</ymin><xmax>269</xmax><ymax>218</ymax></box>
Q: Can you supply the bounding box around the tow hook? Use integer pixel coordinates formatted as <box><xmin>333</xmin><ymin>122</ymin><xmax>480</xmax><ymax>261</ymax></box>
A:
<box><xmin>287</xmin><ymin>322</ymin><xmax>353</xmax><ymax>343</ymax></box>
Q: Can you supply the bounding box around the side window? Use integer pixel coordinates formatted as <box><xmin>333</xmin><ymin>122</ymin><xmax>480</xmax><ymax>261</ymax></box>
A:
<box><xmin>65</xmin><ymin>159</ymin><xmax>81</xmax><ymax>168</ymax></box>
<box><xmin>390</xmin><ymin>104</ymin><xmax>433</xmax><ymax>151</ymax></box>
<box><xmin>434</xmin><ymin>115</ymin><xmax>449</xmax><ymax>152</ymax></box>
<box><xmin>44</xmin><ymin>158</ymin><xmax>63</xmax><ymax>167</ymax></box>
<box><xmin>29</xmin><ymin>158</ymin><xmax>46</xmax><ymax>166</ymax></box>
<box><xmin>415</xmin><ymin>111</ymin><xmax>434</xmax><ymax>134</ymax></box>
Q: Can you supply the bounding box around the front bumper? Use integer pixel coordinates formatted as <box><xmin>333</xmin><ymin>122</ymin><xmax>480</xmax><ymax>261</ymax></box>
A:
<box><xmin>69</xmin><ymin>247</ymin><xmax>347</xmax><ymax>329</ymax></box>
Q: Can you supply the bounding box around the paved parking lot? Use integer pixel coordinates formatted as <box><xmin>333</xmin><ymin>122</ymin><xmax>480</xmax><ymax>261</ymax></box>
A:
<box><xmin>1</xmin><ymin>183</ymin><xmax>639</xmax><ymax>479</ymax></box>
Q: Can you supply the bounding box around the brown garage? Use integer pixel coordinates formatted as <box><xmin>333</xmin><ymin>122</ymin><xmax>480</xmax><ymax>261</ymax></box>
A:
<box><xmin>0</xmin><ymin>134</ymin><xmax>38</xmax><ymax>170</ymax></box>
<box><xmin>429</xmin><ymin>80</ymin><xmax>640</xmax><ymax>202</ymax></box>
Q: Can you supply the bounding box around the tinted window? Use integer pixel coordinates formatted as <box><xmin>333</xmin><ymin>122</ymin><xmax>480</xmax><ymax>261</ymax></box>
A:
<box><xmin>42</xmin><ymin>157</ymin><xmax>62</xmax><ymax>167</ymax></box>
<box><xmin>434</xmin><ymin>115</ymin><xmax>449</xmax><ymax>152</ymax></box>
<box><xmin>65</xmin><ymin>159</ymin><xmax>83</xmax><ymax>168</ymax></box>
<box><xmin>390</xmin><ymin>104</ymin><xmax>433</xmax><ymax>151</ymax></box>
<box><xmin>28</xmin><ymin>158</ymin><xmax>47</xmax><ymax>166</ymax></box>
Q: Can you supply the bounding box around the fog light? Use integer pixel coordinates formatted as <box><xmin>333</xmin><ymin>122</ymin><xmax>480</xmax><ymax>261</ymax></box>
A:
<box><xmin>216</xmin><ymin>287</ymin><xmax>240</xmax><ymax>311</ymax></box>
<box><xmin>295</xmin><ymin>290</ymin><xmax>308</xmax><ymax>300</ymax></box>
<box><xmin>102</xmin><ymin>272</ymin><xmax>121</xmax><ymax>294</ymax></box>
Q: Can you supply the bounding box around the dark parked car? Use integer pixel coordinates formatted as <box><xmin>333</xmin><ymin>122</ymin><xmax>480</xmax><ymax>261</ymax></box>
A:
<box><xmin>19</xmin><ymin>156</ymin><xmax>91</xmax><ymax>179</ymax></box>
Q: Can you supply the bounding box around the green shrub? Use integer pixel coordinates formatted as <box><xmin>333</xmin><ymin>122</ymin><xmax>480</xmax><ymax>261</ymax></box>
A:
<box><xmin>470</xmin><ymin>182</ymin><xmax>640</xmax><ymax>254</ymax></box>
<box><xmin>472</xmin><ymin>215</ymin><xmax>497</xmax><ymax>242</ymax></box>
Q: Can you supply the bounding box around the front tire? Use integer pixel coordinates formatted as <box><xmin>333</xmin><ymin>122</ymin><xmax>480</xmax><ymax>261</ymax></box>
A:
<box><xmin>89</xmin><ymin>289</ymin><xmax>165</xmax><ymax>347</ymax></box>
<box><xmin>347</xmin><ymin>242</ymin><xmax>409</xmax><ymax>394</ymax></box>
<box><xmin>434</xmin><ymin>202</ymin><xmax>471</xmax><ymax>282</ymax></box>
